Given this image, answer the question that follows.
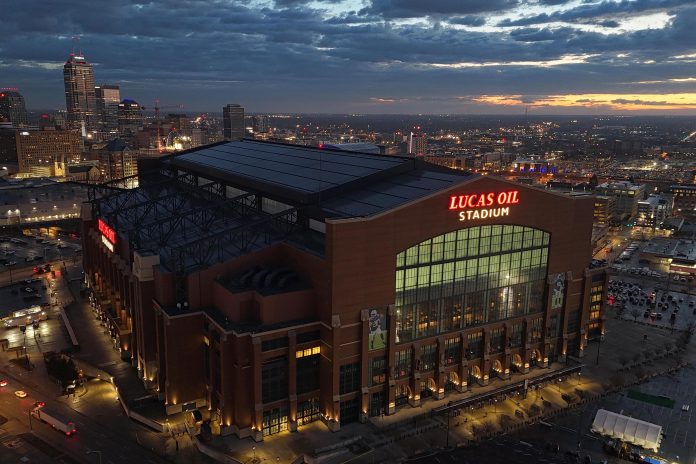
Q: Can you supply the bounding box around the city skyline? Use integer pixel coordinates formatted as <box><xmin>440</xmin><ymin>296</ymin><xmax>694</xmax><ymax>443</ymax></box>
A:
<box><xmin>1</xmin><ymin>0</ymin><xmax>696</xmax><ymax>114</ymax></box>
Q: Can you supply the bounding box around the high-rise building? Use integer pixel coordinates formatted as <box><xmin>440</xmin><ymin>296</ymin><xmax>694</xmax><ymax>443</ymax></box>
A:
<box><xmin>636</xmin><ymin>195</ymin><xmax>671</xmax><ymax>228</ymax></box>
<box><xmin>95</xmin><ymin>85</ymin><xmax>121</xmax><ymax>133</ymax></box>
<box><xmin>669</xmin><ymin>184</ymin><xmax>696</xmax><ymax>217</ymax></box>
<box><xmin>408</xmin><ymin>131</ymin><xmax>427</xmax><ymax>155</ymax></box>
<box><xmin>63</xmin><ymin>54</ymin><xmax>98</xmax><ymax>134</ymax></box>
<box><xmin>118</xmin><ymin>99</ymin><xmax>143</xmax><ymax>135</ymax></box>
<box><xmin>223</xmin><ymin>104</ymin><xmax>244</xmax><ymax>140</ymax></box>
<box><xmin>252</xmin><ymin>115</ymin><xmax>270</xmax><ymax>133</ymax></box>
<box><xmin>96</xmin><ymin>138</ymin><xmax>137</xmax><ymax>181</ymax></box>
<box><xmin>0</xmin><ymin>126</ymin><xmax>82</xmax><ymax>175</ymax></box>
<box><xmin>0</xmin><ymin>89</ymin><xmax>28</xmax><ymax>127</ymax></box>
<box><xmin>594</xmin><ymin>181</ymin><xmax>645</xmax><ymax>222</ymax></box>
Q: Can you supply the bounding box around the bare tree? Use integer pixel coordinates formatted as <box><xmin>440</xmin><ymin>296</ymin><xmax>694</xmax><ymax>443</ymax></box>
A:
<box><xmin>631</xmin><ymin>308</ymin><xmax>640</xmax><ymax>321</ymax></box>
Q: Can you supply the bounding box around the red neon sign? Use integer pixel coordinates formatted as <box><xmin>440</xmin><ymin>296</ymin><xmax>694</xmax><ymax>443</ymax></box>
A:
<box><xmin>448</xmin><ymin>190</ymin><xmax>520</xmax><ymax>210</ymax></box>
<box><xmin>98</xmin><ymin>218</ymin><xmax>117</xmax><ymax>245</ymax></box>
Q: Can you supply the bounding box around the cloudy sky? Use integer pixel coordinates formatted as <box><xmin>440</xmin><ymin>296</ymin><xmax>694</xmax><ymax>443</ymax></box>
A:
<box><xmin>2</xmin><ymin>0</ymin><xmax>696</xmax><ymax>114</ymax></box>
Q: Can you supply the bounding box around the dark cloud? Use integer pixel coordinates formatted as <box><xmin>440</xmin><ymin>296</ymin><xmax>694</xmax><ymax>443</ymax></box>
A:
<box><xmin>509</xmin><ymin>27</ymin><xmax>575</xmax><ymax>41</ymax></box>
<box><xmin>595</xmin><ymin>20</ymin><xmax>621</xmax><ymax>27</ymax></box>
<box><xmin>448</xmin><ymin>16</ymin><xmax>487</xmax><ymax>26</ymax></box>
<box><xmin>360</xmin><ymin>0</ymin><xmax>519</xmax><ymax>19</ymax></box>
<box><xmin>1</xmin><ymin>0</ymin><xmax>695</xmax><ymax>113</ymax></box>
<box><xmin>611</xmin><ymin>98</ymin><xmax>669</xmax><ymax>105</ymax></box>
<box><xmin>499</xmin><ymin>0</ymin><xmax>688</xmax><ymax>27</ymax></box>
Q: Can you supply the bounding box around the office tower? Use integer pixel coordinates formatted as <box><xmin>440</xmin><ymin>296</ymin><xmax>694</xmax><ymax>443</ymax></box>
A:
<box><xmin>252</xmin><ymin>115</ymin><xmax>269</xmax><ymax>133</ymax></box>
<box><xmin>97</xmin><ymin>138</ymin><xmax>137</xmax><ymax>180</ymax></box>
<box><xmin>594</xmin><ymin>181</ymin><xmax>646</xmax><ymax>222</ymax></box>
<box><xmin>0</xmin><ymin>89</ymin><xmax>28</xmax><ymax>127</ymax></box>
<box><xmin>95</xmin><ymin>84</ymin><xmax>121</xmax><ymax>133</ymax></box>
<box><xmin>223</xmin><ymin>104</ymin><xmax>244</xmax><ymax>140</ymax></box>
<box><xmin>164</xmin><ymin>113</ymin><xmax>192</xmax><ymax>136</ymax></box>
<box><xmin>118</xmin><ymin>99</ymin><xmax>143</xmax><ymax>135</ymax></box>
<box><xmin>63</xmin><ymin>53</ymin><xmax>98</xmax><ymax>134</ymax></box>
<box><xmin>0</xmin><ymin>126</ymin><xmax>82</xmax><ymax>175</ymax></box>
<box><xmin>408</xmin><ymin>131</ymin><xmax>427</xmax><ymax>155</ymax></box>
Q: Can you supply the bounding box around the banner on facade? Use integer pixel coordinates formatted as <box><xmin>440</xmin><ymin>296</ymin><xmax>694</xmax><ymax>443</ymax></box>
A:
<box><xmin>368</xmin><ymin>308</ymin><xmax>387</xmax><ymax>350</ymax></box>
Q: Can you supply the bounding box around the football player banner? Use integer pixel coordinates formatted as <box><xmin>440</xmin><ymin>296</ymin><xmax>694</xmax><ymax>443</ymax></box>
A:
<box><xmin>368</xmin><ymin>308</ymin><xmax>387</xmax><ymax>351</ymax></box>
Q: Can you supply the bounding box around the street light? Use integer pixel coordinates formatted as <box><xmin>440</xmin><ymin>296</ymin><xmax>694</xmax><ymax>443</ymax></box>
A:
<box><xmin>86</xmin><ymin>450</ymin><xmax>102</xmax><ymax>464</ymax></box>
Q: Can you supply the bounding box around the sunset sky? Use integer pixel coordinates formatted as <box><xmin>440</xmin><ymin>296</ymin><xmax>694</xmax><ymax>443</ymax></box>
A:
<box><xmin>2</xmin><ymin>0</ymin><xmax>696</xmax><ymax>114</ymax></box>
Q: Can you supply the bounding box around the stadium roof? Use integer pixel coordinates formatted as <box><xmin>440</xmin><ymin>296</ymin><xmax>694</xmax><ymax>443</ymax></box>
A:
<box><xmin>94</xmin><ymin>139</ymin><xmax>471</xmax><ymax>273</ymax></box>
<box><xmin>167</xmin><ymin>139</ymin><xmax>469</xmax><ymax>217</ymax></box>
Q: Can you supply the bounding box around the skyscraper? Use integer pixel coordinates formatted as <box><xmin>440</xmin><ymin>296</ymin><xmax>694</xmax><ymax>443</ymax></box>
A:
<box><xmin>118</xmin><ymin>99</ymin><xmax>143</xmax><ymax>135</ymax></box>
<box><xmin>0</xmin><ymin>89</ymin><xmax>28</xmax><ymax>127</ymax></box>
<box><xmin>63</xmin><ymin>53</ymin><xmax>97</xmax><ymax>134</ymax></box>
<box><xmin>223</xmin><ymin>104</ymin><xmax>244</xmax><ymax>140</ymax></box>
<box><xmin>0</xmin><ymin>126</ymin><xmax>82</xmax><ymax>175</ymax></box>
<box><xmin>252</xmin><ymin>115</ymin><xmax>269</xmax><ymax>133</ymax></box>
<box><xmin>95</xmin><ymin>84</ymin><xmax>120</xmax><ymax>133</ymax></box>
<box><xmin>408</xmin><ymin>130</ymin><xmax>427</xmax><ymax>155</ymax></box>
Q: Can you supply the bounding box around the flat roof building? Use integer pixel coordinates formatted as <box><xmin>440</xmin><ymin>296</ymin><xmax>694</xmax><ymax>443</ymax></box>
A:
<box><xmin>82</xmin><ymin>139</ymin><xmax>605</xmax><ymax>441</ymax></box>
<box><xmin>595</xmin><ymin>181</ymin><xmax>645</xmax><ymax>223</ymax></box>
<box><xmin>636</xmin><ymin>195</ymin><xmax>672</xmax><ymax>229</ymax></box>
<box><xmin>670</xmin><ymin>184</ymin><xmax>696</xmax><ymax>218</ymax></box>
<box><xmin>0</xmin><ymin>127</ymin><xmax>83</xmax><ymax>176</ymax></box>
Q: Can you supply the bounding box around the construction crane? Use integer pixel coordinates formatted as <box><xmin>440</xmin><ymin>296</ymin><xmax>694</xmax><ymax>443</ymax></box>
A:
<box><xmin>140</xmin><ymin>99</ymin><xmax>184</xmax><ymax>152</ymax></box>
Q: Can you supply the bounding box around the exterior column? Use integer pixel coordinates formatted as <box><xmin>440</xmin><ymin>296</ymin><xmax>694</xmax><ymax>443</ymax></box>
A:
<box><xmin>251</xmin><ymin>337</ymin><xmax>263</xmax><ymax>442</ymax></box>
<box><xmin>457</xmin><ymin>336</ymin><xmax>467</xmax><ymax>392</ymax></box>
<box><xmin>409</xmin><ymin>342</ymin><xmax>421</xmax><ymax>407</ymax></box>
<box><xmin>481</xmin><ymin>329</ymin><xmax>490</xmax><ymax>385</ymax></box>
<box><xmin>386</xmin><ymin>305</ymin><xmax>396</xmax><ymax>415</ymax></box>
<box><xmin>327</xmin><ymin>315</ymin><xmax>341</xmax><ymax>432</ymax></box>
<box><xmin>288</xmin><ymin>330</ymin><xmax>298</xmax><ymax>432</ymax></box>
<box><xmin>434</xmin><ymin>337</ymin><xmax>445</xmax><ymax>400</ymax></box>
<box><xmin>501</xmin><ymin>324</ymin><xmax>511</xmax><ymax>380</ymax></box>
<box><xmin>521</xmin><ymin>318</ymin><xmax>530</xmax><ymax>374</ymax></box>
<box><xmin>359</xmin><ymin>310</ymin><xmax>370</xmax><ymax>423</ymax></box>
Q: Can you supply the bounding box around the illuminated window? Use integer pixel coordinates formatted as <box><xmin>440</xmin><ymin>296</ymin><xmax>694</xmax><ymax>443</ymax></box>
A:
<box><xmin>296</xmin><ymin>346</ymin><xmax>320</xmax><ymax>358</ymax></box>
<box><xmin>395</xmin><ymin>225</ymin><xmax>550</xmax><ymax>343</ymax></box>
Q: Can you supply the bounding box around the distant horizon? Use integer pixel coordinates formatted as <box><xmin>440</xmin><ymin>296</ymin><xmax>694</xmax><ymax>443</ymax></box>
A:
<box><xmin>21</xmin><ymin>108</ymin><xmax>696</xmax><ymax>119</ymax></box>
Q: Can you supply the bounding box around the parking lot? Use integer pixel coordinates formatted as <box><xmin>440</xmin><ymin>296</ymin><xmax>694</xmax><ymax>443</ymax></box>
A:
<box><xmin>0</xmin><ymin>233</ymin><xmax>81</xmax><ymax>271</ymax></box>
<box><xmin>609</xmin><ymin>276</ymin><xmax>696</xmax><ymax>331</ymax></box>
<box><xmin>0</xmin><ymin>275</ymin><xmax>52</xmax><ymax>319</ymax></box>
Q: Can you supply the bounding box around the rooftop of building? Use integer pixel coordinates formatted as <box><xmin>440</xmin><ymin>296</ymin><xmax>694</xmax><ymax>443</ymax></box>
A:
<box><xmin>638</xmin><ymin>195</ymin><xmax>671</xmax><ymax>206</ymax></box>
<box><xmin>67</xmin><ymin>164</ymin><xmax>98</xmax><ymax>173</ymax></box>
<box><xmin>320</xmin><ymin>142</ymin><xmax>381</xmax><ymax>154</ymax></box>
<box><xmin>167</xmin><ymin>138</ymin><xmax>469</xmax><ymax>216</ymax></box>
<box><xmin>670</xmin><ymin>184</ymin><xmax>696</xmax><ymax>191</ymax></box>
<box><xmin>104</xmin><ymin>138</ymin><xmax>130</xmax><ymax>152</ymax></box>
<box><xmin>642</xmin><ymin>237</ymin><xmax>696</xmax><ymax>261</ymax></box>
<box><xmin>596</xmin><ymin>181</ymin><xmax>643</xmax><ymax>191</ymax></box>
<box><xmin>0</xmin><ymin>179</ymin><xmax>89</xmax><ymax>206</ymax></box>
<box><xmin>94</xmin><ymin>139</ymin><xmax>471</xmax><ymax>274</ymax></box>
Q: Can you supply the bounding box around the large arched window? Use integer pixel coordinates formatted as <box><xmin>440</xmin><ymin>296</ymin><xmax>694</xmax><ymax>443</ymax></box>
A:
<box><xmin>394</xmin><ymin>225</ymin><xmax>550</xmax><ymax>343</ymax></box>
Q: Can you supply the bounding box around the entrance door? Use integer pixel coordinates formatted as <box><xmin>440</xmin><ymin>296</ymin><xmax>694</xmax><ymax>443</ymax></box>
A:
<box><xmin>369</xmin><ymin>391</ymin><xmax>385</xmax><ymax>417</ymax></box>
<box><xmin>340</xmin><ymin>398</ymin><xmax>359</xmax><ymax>425</ymax></box>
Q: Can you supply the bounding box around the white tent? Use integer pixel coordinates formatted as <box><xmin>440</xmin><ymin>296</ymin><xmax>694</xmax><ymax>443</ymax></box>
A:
<box><xmin>591</xmin><ymin>409</ymin><xmax>662</xmax><ymax>452</ymax></box>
